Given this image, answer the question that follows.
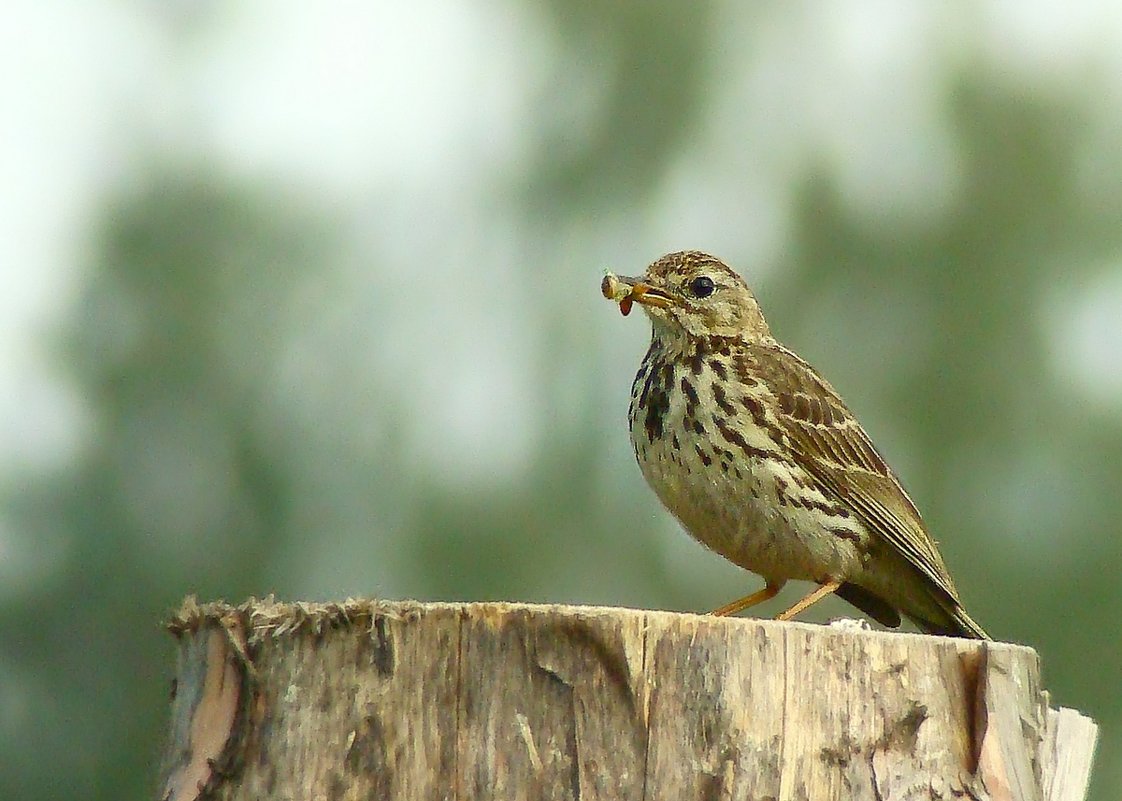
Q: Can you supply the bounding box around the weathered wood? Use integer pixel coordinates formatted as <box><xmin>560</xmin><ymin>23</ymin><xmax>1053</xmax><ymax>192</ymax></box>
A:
<box><xmin>1040</xmin><ymin>707</ymin><xmax>1098</xmax><ymax>801</ymax></box>
<box><xmin>157</xmin><ymin>598</ymin><xmax>1096</xmax><ymax>801</ymax></box>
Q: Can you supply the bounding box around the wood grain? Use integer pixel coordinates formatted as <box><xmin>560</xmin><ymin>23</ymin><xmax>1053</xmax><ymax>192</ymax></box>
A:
<box><xmin>157</xmin><ymin>599</ymin><xmax>1096</xmax><ymax>801</ymax></box>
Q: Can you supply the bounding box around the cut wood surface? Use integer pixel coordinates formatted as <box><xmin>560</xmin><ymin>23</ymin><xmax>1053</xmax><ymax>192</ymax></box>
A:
<box><xmin>156</xmin><ymin>598</ymin><xmax>1096</xmax><ymax>801</ymax></box>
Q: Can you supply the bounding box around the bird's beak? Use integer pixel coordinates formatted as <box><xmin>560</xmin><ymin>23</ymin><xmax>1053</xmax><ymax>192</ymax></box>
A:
<box><xmin>601</xmin><ymin>273</ymin><xmax>674</xmax><ymax>316</ymax></box>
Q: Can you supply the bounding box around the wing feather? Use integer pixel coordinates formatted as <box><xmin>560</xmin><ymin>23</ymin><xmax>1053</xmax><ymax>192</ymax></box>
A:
<box><xmin>751</xmin><ymin>345</ymin><xmax>962</xmax><ymax>605</ymax></box>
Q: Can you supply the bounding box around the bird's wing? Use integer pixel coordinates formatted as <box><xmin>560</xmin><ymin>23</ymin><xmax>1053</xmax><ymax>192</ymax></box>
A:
<box><xmin>749</xmin><ymin>344</ymin><xmax>962</xmax><ymax>605</ymax></box>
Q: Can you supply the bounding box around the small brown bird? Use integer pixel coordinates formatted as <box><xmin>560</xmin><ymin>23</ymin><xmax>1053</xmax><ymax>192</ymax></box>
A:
<box><xmin>602</xmin><ymin>251</ymin><xmax>988</xmax><ymax>639</ymax></box>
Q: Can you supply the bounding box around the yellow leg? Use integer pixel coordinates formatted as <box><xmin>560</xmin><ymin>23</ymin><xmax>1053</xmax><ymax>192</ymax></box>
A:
<box><xmin>709</xmin><ymin>582</ymin><xmax>783</xmax><ymax>617</ymax></box>
<box><xmin>775</xmin><ymin>579</ymin><xmax>843</xmax><ymax>621</ymax></box>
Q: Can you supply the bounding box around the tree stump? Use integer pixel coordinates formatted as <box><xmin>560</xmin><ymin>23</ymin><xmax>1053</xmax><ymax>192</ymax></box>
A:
<box><xmin>156</xmin><ymin>598</ymin><xmax>1096</xmax><ymax>801</ymax></box>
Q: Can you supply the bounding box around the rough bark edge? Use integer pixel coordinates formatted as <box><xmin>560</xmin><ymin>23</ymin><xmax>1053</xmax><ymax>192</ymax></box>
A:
<box><xmin>159</xmin><ymin>598</ymin><xmax>255</xmax><ymax>801</ymax></box>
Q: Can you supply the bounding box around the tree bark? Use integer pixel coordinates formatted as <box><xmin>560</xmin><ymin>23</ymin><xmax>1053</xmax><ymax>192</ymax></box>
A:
<box><xmin>156</xmin><ymin>598</ymin><xmax>1096</xmax><ymax>801</ymax></box>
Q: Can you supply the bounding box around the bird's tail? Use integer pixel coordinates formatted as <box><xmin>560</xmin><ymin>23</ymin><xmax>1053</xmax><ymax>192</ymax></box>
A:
<box><xmin>919</xmin><ymin>604</ymin><xmax>990</xmax><ymax>640</ymax></box>
<box><xmin>951</xmin><ymin>606</ymin><xmax>990</xmax><ymax>640</ymax></box>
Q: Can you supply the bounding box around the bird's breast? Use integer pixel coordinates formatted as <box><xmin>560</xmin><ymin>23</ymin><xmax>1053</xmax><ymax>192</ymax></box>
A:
<box><xmin>627</xmin><ymin>344</ymin><xmax>867</xmax><ymax>582</ymax></box>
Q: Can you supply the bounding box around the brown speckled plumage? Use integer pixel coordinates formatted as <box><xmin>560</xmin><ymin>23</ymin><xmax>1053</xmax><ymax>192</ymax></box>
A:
<box><xmin>604</xmin><ymin>251</ymin><xmax>988</xmax><ymax>638</ymax></box>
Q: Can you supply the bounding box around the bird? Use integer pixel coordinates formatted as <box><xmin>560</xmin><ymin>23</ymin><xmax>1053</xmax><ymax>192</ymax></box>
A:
<box><xmin>601</xmin><ymin>251</ymin><xmax>989</xmax><ymax>639</ymax></box>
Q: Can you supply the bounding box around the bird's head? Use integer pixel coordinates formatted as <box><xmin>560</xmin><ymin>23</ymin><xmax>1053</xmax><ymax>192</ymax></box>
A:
<box><xmin>602</xmin><ymin>251</ymin><xmax>771</xmax><ymax>346</ymax></box>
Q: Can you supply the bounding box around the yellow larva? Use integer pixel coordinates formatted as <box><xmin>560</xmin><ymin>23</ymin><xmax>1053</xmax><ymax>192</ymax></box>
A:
<box><xmin>601</xmin><ymin>271</ymin><xmax>634</xmax><ymax>316</ymax></box>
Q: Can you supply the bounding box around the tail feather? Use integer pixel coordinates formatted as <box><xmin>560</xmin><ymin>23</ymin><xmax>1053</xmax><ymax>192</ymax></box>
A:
<box><xmin>914</xmin><ymin>604</ymin><xmax>990</xmax><ymax>640</ymax></box>
<box><xmin>835</xmin><ymin>581</ymin><xmax>989</xmax><ymax>639</ymax></box>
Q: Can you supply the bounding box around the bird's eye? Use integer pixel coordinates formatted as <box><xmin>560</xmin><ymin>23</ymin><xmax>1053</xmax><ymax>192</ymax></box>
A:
<box><xmin>688</xmin><ymin>276</ymin><xmax>716</xmax><ymax>298</ymax></box>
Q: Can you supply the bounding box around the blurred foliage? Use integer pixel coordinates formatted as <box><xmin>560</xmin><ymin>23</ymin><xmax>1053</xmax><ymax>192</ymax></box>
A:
<box><xmin>1</xmin><ymin>5</ymin><xmax>1119</xmax><ymax>801</ymax></box>
<box><xmin>528</xmin><ymin>0</ymin><xmax>721</xmax><ymax>204</ymax></box>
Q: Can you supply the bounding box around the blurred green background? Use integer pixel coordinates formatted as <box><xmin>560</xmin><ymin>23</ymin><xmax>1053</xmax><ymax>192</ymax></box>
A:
<box><xmin>1</xmin><ymin>3</ymin><xmax>1119</xmax><ymax>799</ymax></box>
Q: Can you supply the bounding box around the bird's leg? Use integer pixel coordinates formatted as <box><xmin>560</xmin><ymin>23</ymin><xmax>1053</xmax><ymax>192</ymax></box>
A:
<box><xmin>709</xmin><ymin>581</ymin><xmax>783</xmax><ymax>617</ymax></box>
<box><xmin>775</xmin><ymin>578</ymin><xmax>844</xmax><ymax>621</ymax></box>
